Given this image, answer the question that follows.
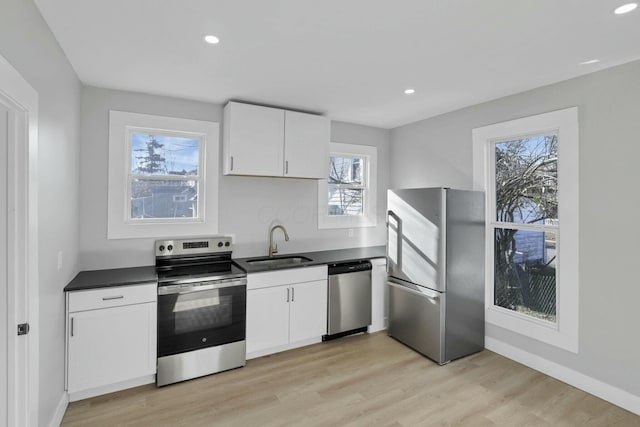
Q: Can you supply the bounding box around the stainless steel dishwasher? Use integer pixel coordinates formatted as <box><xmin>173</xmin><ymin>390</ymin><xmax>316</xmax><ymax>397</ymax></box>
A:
<box><xmin>322</xmin><ymin>260</ymin><xmax>372</xmax><ymax>341</ymax></box>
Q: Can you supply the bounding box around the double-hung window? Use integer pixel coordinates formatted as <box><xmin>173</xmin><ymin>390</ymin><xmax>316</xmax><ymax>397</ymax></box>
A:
<box><xmin>108</xmin><ymin>111</ymin><xmax>219</xmax><ymax>239</ymax></box>
<box><xmin>128</xmin><ymin>132</ymin><xmax>202</xmax><ymax>221</ymax></box>
<box><xmin>473</xmin><ymin>107</ymin><xmax>579</xmax><ymax>352</ymax></box>
<box><xmin>318</xmin><ymin>142</ymin><xmax>377</xmax><ymax>229</ymax></box>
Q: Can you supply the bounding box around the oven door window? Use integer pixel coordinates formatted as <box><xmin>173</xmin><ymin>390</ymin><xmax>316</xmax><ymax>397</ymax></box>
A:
<box><xmin>158</xmin><ymin>284</ymin><xmax>246</xmax><ymax>357</ymax></box>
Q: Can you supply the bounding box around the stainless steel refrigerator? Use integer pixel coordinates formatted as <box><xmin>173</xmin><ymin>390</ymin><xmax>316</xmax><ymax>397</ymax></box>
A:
<box><xmin>387</xmin><ymin>188</ymin><xmax>485</xmax><ymax>364</ymax></box>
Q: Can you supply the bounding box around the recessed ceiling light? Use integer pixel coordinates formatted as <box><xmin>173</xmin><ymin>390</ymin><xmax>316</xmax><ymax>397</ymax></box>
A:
<box><xmin>614</xmin><ymin>2</ymin><xmax>638</xmax><ymax>14</ymax></box>
<box><xmin>404</xmin><ymin>88</ymin><xmax>416</xmax><ymax>95</ymax></box>
<box><xmin>204</xmin><ymin>35</ymin><xmax>220</xmax><ymax>44</ymax></box>
<box><xmin>580</xmin><ymin>59</ymin><xmax>600</xmax><ymax>65</ymax></box>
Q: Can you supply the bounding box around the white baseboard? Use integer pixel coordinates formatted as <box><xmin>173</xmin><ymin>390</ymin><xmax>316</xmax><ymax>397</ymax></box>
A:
<box><xmin>68</xmin><ymin>374</ymin><xmax>155</xmax><ymax>402</ymax></box>
<box><xmin>247</xmin><ymin>337</ymin><xmax>322</xmax><ymax>360</ymax></box>
<box><xmin>48</xmin><ymin>392</ymin><xmax>69</xmax><ymax>427</ymax></box>
<box><xmin>485</xmin><ymin>336</ymin><xmax>640</xmax><ymax>416</ymax></box>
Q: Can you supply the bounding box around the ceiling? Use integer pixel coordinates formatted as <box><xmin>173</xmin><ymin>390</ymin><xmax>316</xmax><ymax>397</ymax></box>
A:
<box><xmin>34</xmin><ymin>0</ymin><xmax>640</xmax><ymax>129</ymax></box>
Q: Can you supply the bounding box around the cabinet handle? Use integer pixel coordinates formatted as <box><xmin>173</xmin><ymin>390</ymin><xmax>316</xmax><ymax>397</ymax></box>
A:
<box><xmin>286</xmin><ymin>288</ymin><xmax>290</xmax><ymax>303</ymax></box>
<box><xmin>70</xmin><ymin>317</ymin><xmax>74</xmax><ymax>337</ymax></box>
<box><xmin>230</xmin><ymin>156</ymin><xmax>234</xmax><ymax>171</ymax></box>
<box><xmin>291</xmin><ymin>287</ymin><xmax>295</xmax><ymax>302</ymax></box>
<box><xmin>102</xmin><ymin>295</ymin><xmax>124</xmax><ymax>301</ymax></box>
<box><xmin>285</xmin><ymin>160</ymin><xmax>289</xmax><ymax>175</ymax></box>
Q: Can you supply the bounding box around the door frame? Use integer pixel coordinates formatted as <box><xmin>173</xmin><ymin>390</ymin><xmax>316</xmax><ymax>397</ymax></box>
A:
<box><xmin>0</xmin><ymin>54</ymin><xmax>39</xmax><ymax>426</ymax></box>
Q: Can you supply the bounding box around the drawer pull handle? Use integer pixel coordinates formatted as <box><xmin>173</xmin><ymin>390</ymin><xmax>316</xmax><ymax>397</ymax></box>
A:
<box><xmin>102</xmin><ymin>295</ymin><xmax>124</xmax><ymax>301</ymax></box>
<box><xmin>70</xmin><ymin>317</ymin><xmax>74</xmax><ymax>337</ymax></box>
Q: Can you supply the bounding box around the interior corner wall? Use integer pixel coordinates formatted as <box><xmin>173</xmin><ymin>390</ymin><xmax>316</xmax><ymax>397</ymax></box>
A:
<box><xmin>79</xmin><ymin>87</ymin><xmax>390</xmax><ymax>269</ymax></box>
<box><xmin>389</xmin><ymin>59</ymin><xmax>640</xmax><ymax>398</ymax></box>
<box><xmin>0</xmin><ymin>0</ymin><xmax>82</xmax><ymax>425</ymax></box>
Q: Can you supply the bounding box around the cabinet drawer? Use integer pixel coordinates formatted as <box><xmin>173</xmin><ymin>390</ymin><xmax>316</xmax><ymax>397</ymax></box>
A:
<box><xmin>248</xmin><ymin>265</ymin><xmax>328</xmax><ymax>290</ymax></box>
<box><xmin>68</xmin><ymin>283</ymin><xmax>157</xmax><ymax>312</ymax></box>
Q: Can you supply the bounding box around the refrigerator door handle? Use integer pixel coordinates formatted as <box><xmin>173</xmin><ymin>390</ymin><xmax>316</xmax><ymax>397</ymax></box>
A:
<box><xmin>387</xmin><ymin>210</ymin><xmax>402</xmax><ymax>268</ymax></box>
<box><xmin>387</xmin><ymin>280</ymin><xmax>440</xmax><ymax>300</ymax></box>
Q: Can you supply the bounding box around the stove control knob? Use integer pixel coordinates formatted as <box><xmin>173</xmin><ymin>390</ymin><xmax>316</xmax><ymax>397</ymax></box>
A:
<box><xmin>159</xmin><ymin>245</ymin><xmax>165</xmax><ymax>252</ymax></box>
<box><xmin>217</xmin><ymin>242</ymin><xmax>223</xmax><ymax>247</ymax></box>
<box><xmin>167</xmin><ymin>244</ymin><xmax>173</xmax><ymax>251</ymax></box>
<box><xmin>225</xmin><ymin>241</ymin><xmax>230</xmax><ymax>247</ymax></box>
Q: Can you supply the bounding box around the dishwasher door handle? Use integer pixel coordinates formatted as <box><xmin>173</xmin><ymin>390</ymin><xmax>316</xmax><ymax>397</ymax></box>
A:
<box><xmin>387</xmin><ymin>280</ymin><xmax>440</xmax><ymax>300</ymax></box>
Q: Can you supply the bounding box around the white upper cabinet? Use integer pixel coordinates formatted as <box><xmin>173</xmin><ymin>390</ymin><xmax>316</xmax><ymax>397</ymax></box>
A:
<box><xmin>283</xmin><ymin>110</ymin><xmax>329</xmax><ymax>179</ymax></box>
<box><xmin>223</xmin><ymin>101</ymin><xmax>329</xmax><ymax>179</ymax></box>
<box><xmin>223</xmin><ymin>102</ymin><xmax>284</xmax><ymax>176</ymax></box>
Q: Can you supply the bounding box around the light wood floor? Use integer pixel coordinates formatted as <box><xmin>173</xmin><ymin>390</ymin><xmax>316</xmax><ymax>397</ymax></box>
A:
<box><xmin>62</xmin><ymin>332</ymin><xmax>639</xmax><ymax>426</ymax></box>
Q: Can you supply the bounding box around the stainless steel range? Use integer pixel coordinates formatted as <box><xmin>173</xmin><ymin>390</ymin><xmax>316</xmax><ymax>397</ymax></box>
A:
<box><xmin>155</xmin><ymin>237</ymin><xmax>247</xmax><ymax>386</ymax></box>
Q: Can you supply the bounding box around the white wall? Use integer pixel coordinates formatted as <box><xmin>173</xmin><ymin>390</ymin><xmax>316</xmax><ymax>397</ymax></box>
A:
<box><xmin>390</xmin><ymin>60</ymin><xmax>640</xmax><ymax>397</ymax></box>
<box><xmin>0</xmin><ymin>0</ymin><xmax>82</xmax><ymax>424</ymax></box>
<box><xmin>79</xmin><ymin>86</ymin><xmax>390</xmax><ymax>269</ymax></box>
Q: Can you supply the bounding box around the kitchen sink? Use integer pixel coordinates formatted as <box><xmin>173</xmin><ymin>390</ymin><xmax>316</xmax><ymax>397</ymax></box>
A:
<box><xmin>245</xmin><ymin>256</ymin><xmax>313</xmax><ymax>267</ymax></box>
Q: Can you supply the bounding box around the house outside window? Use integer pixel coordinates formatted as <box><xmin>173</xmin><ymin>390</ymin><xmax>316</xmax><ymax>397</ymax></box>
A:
<box><xmin>108</xmin><ymin>111</ymin><xmax>219</xmax><ymax>239</ymax></box>
<box><xmin>492</xmin><ymin>134</ymin><xmax>558</xmax><ymax>322</ymax></box>
<box><xmin>318</xmin><ymin>143</ymin><xmax>377</xmax><ymax>229</ymax></box>
<box><xmin>128</xmin><ymin>132</ymin><xmax>201</xmax><ymax>221</ymax></box>
<box><xmin>473</xmin><ymin>107</ymin><xmax>579</xmax><ymax>352</ymax></box>
<box><xmin>328</xmin><ymin>155</ymin><xmax>365</xmax><ymax>216</ymax></box>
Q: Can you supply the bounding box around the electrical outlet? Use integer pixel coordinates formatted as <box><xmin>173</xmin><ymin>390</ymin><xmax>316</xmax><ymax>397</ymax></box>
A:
<box><xmin>57</xmin><ymin>251</ymin><xmax>63</xmax><ymax>270</ymax></box>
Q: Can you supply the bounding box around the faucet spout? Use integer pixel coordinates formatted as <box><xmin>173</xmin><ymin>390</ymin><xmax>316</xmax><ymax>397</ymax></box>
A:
<box><xmin>269</xmin><ymin>225</ymin><xmax>290</xmax><ymax>257</ymax></box>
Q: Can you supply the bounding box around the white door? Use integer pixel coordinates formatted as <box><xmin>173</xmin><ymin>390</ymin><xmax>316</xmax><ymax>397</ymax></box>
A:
<box><xmin>289</xmin><ymin>280</ymin><xmax>327</xmax><ymax>343</ymax></box>
<box><xmin>67</xmin><ymin>303</ymin><xmax>156</xmax><ymax>396</ymax></box>
<box><xmin>1</xmin><ymin>104</ymin><xmax>8</xmax><ymax>427</ymax></box>
<box><xmin>0</xmin><ymin>54</ymin><xmax>39</xmax><ymax>427</ymax></box>
<box><xmin>246</xmin><ymin>286</ymin><xmax>290</xmax><ymax>354</ymax></box>
<box><xmin>224</xmin><ymin>102</ymin><xmax>284</xmax><ymax>176</ymax></box>
<box><xmin>283</xmin><ymin>111</ymin><xmax>329</xmax><ymax>179</ymax></box>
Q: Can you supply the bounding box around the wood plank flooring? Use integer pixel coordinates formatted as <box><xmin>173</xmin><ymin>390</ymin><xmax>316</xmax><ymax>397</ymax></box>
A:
<box><xmin>61</xmin><ymin>332</ymin><xmax>640</xmax><ymax>426</ymax></box>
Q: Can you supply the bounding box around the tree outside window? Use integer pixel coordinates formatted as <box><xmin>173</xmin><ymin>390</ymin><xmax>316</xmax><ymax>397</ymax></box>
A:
<box><xmin>493</xmin><ymin>134</ymin><xmax>558</xmax><ymax>322</ymax></box>
<box><xmin>327</xmin><ymin>155</ymin><xmax>366</xmax><ymax>216</ymax></box>
<box><xmin>129</xmin><ymin>133</ymin><xmax>201</xmax><ymax>220</ymax></box>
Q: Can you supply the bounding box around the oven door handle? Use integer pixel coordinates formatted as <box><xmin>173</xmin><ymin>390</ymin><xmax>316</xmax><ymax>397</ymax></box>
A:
<box><xmin>158</xmin><ymin>279</ymin><xmax>247</xmax><ymax>295</ymax></box>
<box><xmin>162</xmin><ymin>275</ymin><xmax>246</xmax><ymax>286</ymax></box>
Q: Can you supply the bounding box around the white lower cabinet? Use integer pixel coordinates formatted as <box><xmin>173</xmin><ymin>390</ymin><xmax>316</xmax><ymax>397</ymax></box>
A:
<box><xmin>246</xmin><ymin>286</ymin><xmax>290</xmax><ymax>352</ymax></box>
<box><xmin>246</xmin><ymin>265</ymin><xmax>328</xmax><ymax>359</ymax></box>
<box><xmin>288</xmin><ymin>281</ymin><xmax>327</xmax><ymax>342</ymax></box>
<box><xmin>369</xmin><ymin>258</ymin><xmax>388</xmax><ymax>332</ymax></box>
<box><xmin>66</xmin><ymin>283</ymin><xmax>157</xmax><ymax>401</ymax></box>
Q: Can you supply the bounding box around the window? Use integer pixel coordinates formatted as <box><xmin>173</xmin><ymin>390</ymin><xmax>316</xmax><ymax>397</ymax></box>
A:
<box><xmin>129</xmin><ymin>132</ymin><xmax>201</xmax><ymax>221</ymax></box>
<box><xmin>473</xmin><ymin>107</ymin><xmax>579</xmax><ymax>352</ymax></box>
<box><xmin>493</xmin><ymin>134</ymin><xmax>558</xmax><ymax>322</ymax></box>
<box><xmin>318</xmin><ymin>143</ymin><xmax>377</xmax><ymax>229</ymax></box>
<box><xmin>108</xmin><ymin>111</ymin><xmax>219</xmax><ymax>239</ymax></box>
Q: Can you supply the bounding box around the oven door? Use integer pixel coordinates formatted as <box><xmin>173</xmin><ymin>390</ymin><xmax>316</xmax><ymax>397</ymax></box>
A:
<box><xmin>157</xmin><ymin>277</ymin><xmax>246</xmax><ymax>358</ymax></box>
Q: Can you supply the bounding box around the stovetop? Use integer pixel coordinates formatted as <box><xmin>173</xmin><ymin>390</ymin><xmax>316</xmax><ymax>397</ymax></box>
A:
<box><xmin>155</xmin><ymin>236</ymin><xmax>246</xmax><ymax>286</ymax></box>
<box><xmin>157</xmin><ymin>262</ymin><xmax>246</xmax><ymax>285</ymax></box>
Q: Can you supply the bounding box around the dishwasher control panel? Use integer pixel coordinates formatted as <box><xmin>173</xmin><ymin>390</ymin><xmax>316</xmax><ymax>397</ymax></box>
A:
<box><xmin>328</xmin><ymin>260</ymin><xmax>372</xmax><ymax>275</ymax></box>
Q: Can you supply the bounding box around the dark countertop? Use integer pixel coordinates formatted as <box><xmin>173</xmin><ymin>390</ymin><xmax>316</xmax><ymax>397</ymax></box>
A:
<box><xmin>64</xmin><ymin>246</ymin><xmax>386</xmax><ymax>291</ymax></box>
<box><xmin>233</xmin><ymin>245</ymin><xmax>386</xmax><ymax>273</ymax></box>
<box><xmin>64</xmin><ymin>266</ymin><xmax>157</xmax><ymax>292</ymax></box>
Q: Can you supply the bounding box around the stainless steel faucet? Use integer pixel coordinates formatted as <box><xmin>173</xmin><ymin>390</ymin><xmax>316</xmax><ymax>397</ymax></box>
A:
<box><xmin>269</xmin><ymin>225</ymin><xmax>289</xmax><ymax>257</ymax></box>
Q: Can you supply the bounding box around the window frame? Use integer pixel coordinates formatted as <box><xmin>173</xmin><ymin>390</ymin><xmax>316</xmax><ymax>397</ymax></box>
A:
<box><xmin>108</xmin><ymin>110</ymin><xmax>219</xmax><ymax>239</ymax></box>
<box><xmin>318</xmin><ymin>142</ymin><xmax>377</xmax><ymax>229</ymax></box>
<box><xmin>473</xmin><ymin>107</ymin><xmax>579</xmax><ymax>353</ymax></box>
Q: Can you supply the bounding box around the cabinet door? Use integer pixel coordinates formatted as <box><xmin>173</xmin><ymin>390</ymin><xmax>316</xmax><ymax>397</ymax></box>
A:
<box><xmin>289</xmin><ymin>280</ymin><xmax>328</xmax><ymax>343</ymax></box>
<box><xmin>224</xmin><ymin>102</ymin><xmax>284</xmax><ymax>176</ymax></box>
<box><xmin>370</xmin><ymin>258</ymin><xmax>388</xmax><ymax>332</ymax></box>
<box><xmin>246</xmin><ymin>286</ymin><xmax>290</xmax><ymax>354</ymax></box>
<box><xmin>283</xmin><ymin>111</ymin><xmax>329</xmax><ymax>179</ymax></box>
<box><xmin>67</xmin><ymin>302</ymin><xmax>156</xmax><ymax>394</ymax></box>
